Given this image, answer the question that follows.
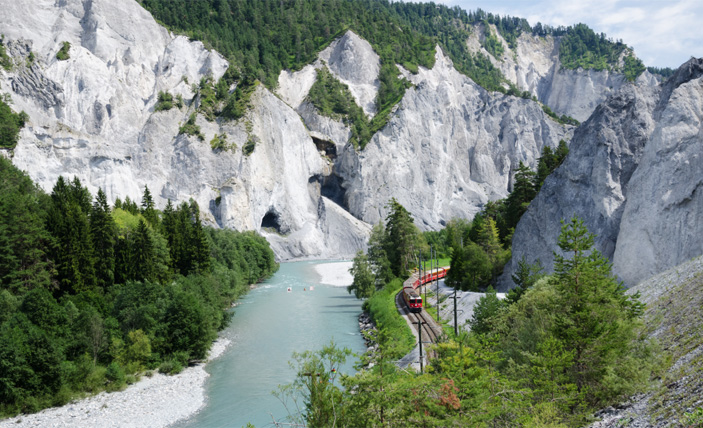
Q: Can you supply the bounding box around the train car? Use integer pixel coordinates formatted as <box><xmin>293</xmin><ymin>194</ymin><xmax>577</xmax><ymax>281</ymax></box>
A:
<box><xmin>414</xmin><ymin>267</ymin><xmax>450</xmax><ymax>289</ymax></box>
<box><xmin>403</xmin><ymin>286</ymin><xmax>423</xmax><ymax>313</ymax></box>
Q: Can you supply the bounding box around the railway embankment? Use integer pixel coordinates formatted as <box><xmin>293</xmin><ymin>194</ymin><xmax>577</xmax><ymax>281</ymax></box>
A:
<box><xmin>394</xmin><ymin>271</ymin><xmax>445</xmax><ymax>371</ymax></box>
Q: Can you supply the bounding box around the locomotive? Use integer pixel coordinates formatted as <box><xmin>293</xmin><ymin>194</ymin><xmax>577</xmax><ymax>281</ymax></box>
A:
<box><xmin>403</xmin><ymin>267</ymin><xmax>449</xmax><ymax>313</ymax></box>
<box><xmin>403</xmin><ymin>286</ymin><xmax>423</xmax><ymax>313</ymax></box>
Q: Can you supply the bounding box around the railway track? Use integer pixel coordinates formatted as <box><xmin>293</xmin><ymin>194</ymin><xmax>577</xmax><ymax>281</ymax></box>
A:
<box><xmin>396</xmin><ymin>272</ymin><xmax>446</xmax><ymax>363</ymax></box>
<box><xmin>409</xmin><ymin>309</ymin><xmax>442</xmax><ymax>343</ymax></box>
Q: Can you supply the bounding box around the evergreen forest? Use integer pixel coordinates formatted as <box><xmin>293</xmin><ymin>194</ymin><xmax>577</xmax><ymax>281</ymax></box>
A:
<box><xmin>0</xmin><ymin>157</ymin><xmax>278</xmax><ymax>416</ymax></box>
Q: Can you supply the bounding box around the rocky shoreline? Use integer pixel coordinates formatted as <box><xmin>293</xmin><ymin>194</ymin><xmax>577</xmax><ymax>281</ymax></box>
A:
<box><xmin>0</xmin><ymin>339</ymin><xmax>231</xmax><ymax>428</ymax></box>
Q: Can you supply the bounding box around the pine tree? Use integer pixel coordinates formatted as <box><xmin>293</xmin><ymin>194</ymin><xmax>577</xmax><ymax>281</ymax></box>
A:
<box><xmin>122</xmin><ymin>196</ymin><xmax>139</xmax><ymax>215</ymax></box>
<box><xmin>113</xmin><ymin>234</ymin><xmax>132</xmax><ymax>284</ymax></box>
<box><xmin>131</xmin><ymin>219</ymin><xmax>155</xmax><ymax>282</ymax></box>
<box><xmin>506</xmin><ymin>161</ymin><xmax>537</xmax><ymax>229</ymax></box>
<box><xmin>506</xmin><ymin>256</ymin><xmax>544</xmax><ymax>304</ymax></box>
<box><xmin>384</xmin><ymin>198</ymin><xmax>420</xmax><ymax>276</ymax></box>
<box><xmin>188</xmin><ymin>200</ymin><xmax>211</xmax><ymax>274</ymax></box>
<box><xmin>140</xmin><ymin>185</ymin><xmax>159</xmax><ymax>227</ymax></box>
<box><xmin>0</xmin><ymin>157</ymin><xmax>53</xmax><ymax>292</ymax></box>
<box><xmin>173</xmin><ymin>202</ymin><xmax>192</xmax><ymax>274</ymax></box>
<box><xmin>46</xmin><ymin>176</ymin><xmax>96</xmax><ymax>294</ymax></box>
<box><xmin>161</xmin><ymin>199</ymin><xmax>181</xmax><ymax>274</ymax></box>
<box><xmin>555</xmin><ymin>139</ymin><xmax>569</xmax><ymax>165</ymax></box>
<box><xmin>535</xmin><ymin>146</ymin><xmax>555</xmax><ymax>191</ymax></box>
<box><xmin>90</xmin><ymin>188</ymin><xmax>116</xmax><ymax>290</ymax></box>
<box><xmin>551</xmin><ymin>217</ymin><xmax>645</xmax><ymax>402</ymax></box>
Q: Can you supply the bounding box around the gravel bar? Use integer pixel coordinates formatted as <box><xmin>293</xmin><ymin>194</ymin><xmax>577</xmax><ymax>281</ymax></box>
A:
<box><xmin>0</xmin><ymin>339</ymin><xmax>231</xmax><ymax>428</ymax></box>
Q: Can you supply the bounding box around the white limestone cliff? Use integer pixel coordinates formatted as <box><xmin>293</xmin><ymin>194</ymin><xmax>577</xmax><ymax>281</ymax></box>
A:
<box><xmin>466</xmin><ymin>23</ymin><xmax>654</xmax><ymax>122</ymax></box>
<box><xmin>503</xmin><ymin>59</ymin><xmax>703</xmax><ymax>288</ymax></box>
<box><xmin>337</xmin><ymin>48</ymin><xmax>573</xmax><ymax>229</ymax></box>
<box><xmin>0</xmin><ymin>0</ymin><xmax>370</xmax><ymax>261</ymax></box>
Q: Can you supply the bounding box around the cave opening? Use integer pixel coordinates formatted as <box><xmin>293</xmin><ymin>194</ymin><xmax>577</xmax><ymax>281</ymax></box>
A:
<box><xmin>312</xmin><ymin>136</ymin><xmax>337</xmax><ymax>160</ymax></box>
<box><xmin>261</xmin><ymin>210</ymin><xmax>282</xmax><ymax>233</ymax></box>
<box><xmin>320</xmin><ymin>173</ymin><xmax>347</xmax><ymax>209</ymax></box>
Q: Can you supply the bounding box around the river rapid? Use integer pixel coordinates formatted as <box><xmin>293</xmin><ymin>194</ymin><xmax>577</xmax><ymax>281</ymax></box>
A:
<box><xmin>174</xmin><ymin>260</ymin><xmax>366</xmax><ymax>428</ymax></box>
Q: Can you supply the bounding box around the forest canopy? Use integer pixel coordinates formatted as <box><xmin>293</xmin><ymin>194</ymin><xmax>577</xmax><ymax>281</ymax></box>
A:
<box><xmin>0</xmin><ymin>157</ymin><xmax>278</xmax><ymax>416</ymax></box>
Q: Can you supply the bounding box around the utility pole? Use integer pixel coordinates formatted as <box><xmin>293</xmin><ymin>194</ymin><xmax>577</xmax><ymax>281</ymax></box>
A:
<box><xmin>435</xmin><ymin>247</ymin><xmax>440</xmax><ymax>322</ymax></box>
<box><xmin>417</xmin><ymin>319</ymin><xmax>424</xmax><ymax>374</ymax></box>
<box><xmin>453</xmin><ymin>288</ymin><xmax>458</xmax><ymax>336</ymax></box>
<box><xmin>429</xmin><ymin>245</ymin><xmax>432</xmax><ymax>312</ymax></box>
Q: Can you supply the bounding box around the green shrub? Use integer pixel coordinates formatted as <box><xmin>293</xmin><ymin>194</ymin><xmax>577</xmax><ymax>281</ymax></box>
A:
<box><xmin>0</xmin><ymin>97</ymin><xmax>28</xmax><ymax>149</ymax></box>
<box><xmin>541</xmin><ymin>104</ymin><xmax>579</xmax><ymax>126</ymax></box>
<box><xmin>105</xmin><ymin>362</ymin><xmax>126</xmax><ymax>390</ymax></box>
<box><xmin>482</xmin><ymin>27</ymin><xmax>504</xmax><ymax>59</ymax></box>
<box><xmin>158</xmin><ymin>359</ymin><xmax>184</xmax><ymax>375</ymax></box>
<box><xmin>154</xmin><ymin>91</ymin><xmax>174</xmax><ymax>112</ymax></box>
<box><xmin>82</xmin><ymin>363</ymin><xmax>107</xmax><ymax>393</ymax></box>
<box><xmin>220</xmin><ymin>81</ymin><xmax>256</xmax><ymax>121</ymax></box>
<box><xmin>210</xmin><ymin>133</ymin><xmax>234</xmax><ymax>151</ymax></box>
<box><xmin>243</xmin><ymin>137</ymin><xmax>256</xmax><ymax>156</ymax></box>
<box><xmin>0</xmin><ymin>40</ymin><xmax>11</xmax><ymax>70</ymax></box>
<box><xmin>684</xmin><ymin>408</ymin><xmax>703</xmax><ymax>427</ymax></box>
<box><xmin>56</xmin><ymin>41</ymin><xmax>71</xmax><ymax>61</ymax></box>
<box><xmin>178</xmin><ymin>112</ymin><xmax>204</xmax><ymax>141</ymax></box>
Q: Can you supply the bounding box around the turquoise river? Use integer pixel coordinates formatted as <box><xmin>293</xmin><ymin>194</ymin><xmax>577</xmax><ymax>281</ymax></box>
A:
<box><xmin>175</xmin><ymin>261</ymin><xmax>366</xmax><ymax>427</ymax></box>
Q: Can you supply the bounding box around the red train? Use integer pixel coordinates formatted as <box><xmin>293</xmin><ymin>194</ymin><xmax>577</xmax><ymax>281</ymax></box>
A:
<box><xmin>403</xmin><ymin>286</ymin><xmax>423</xmax><ymax>313</ymax></box>
<box><xmin>412</xmin><ymin>267</ymin><xmax>449</xmax><ymax>289</ymax></box>
<box><xmin>403</xmin><ymin>267</ymin><xmax>449</xmax><ymax>313</ymax></box>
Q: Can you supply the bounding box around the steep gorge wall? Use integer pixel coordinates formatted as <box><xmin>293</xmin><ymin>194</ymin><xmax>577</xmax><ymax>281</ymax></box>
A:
<box><xmin>0</xmin><ymin>0</ymin><xmax>370</xmax><ymax>260</ymax></box>
<box><xmin>503</xmin><ymin>58</ymin><xmax>703</xmax><ymax>288</ymax></box>
<box><xmin>337</xmin><ymin>49</ymin><xmax>573</xmax><ymax>229</ymax></box>
<box><xmin>6</xmin><ymin>0</ymin><xmax>662</xmax><ymax>264</ymax></box>
<box><xmin>466</xmin><ymin>23</ymin><xmax>659</xmax><ymax>122</ymax></box>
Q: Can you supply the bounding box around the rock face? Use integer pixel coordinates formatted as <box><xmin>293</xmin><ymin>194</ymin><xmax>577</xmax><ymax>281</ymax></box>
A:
<box><xmin>9</xmin><ymin>0</ymin><xmax>688</xmax><ymax>269</ymax></box>
<box><xmin>277</xmin><ymin>34</ymin><xmax>573</xmax><ymax>232</ymax></box>
<box><xmin>502</xmin><ymin>58</ymin><xmax>703</xmax><ymax>289</ymax></box>
<box><xmin>612</xmin><ymin>59</ymin><xmax>703</xmax><ymax>286</ymax></box>
<box><xmin>465</xmin><ymin>23</ymin><xmax>658</xmax><ymax>122</ymax></box>
<box><xmin>318</xmin><ymin>31</ymin><xmax>380</xmax><ymax>118</ymax></box>
<box><xmin>337</xmin><ymin>49</ymin><xmax>572</xmax><ymax>229</ymax></box>
<box><xmin>0</xmin><ymin>0</ymin><xmax>370</xmax><ymax>261</ymax></box>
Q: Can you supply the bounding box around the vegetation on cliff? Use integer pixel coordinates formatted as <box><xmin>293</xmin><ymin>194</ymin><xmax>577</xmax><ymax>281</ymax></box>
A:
<box><xmin>0</xmin><ymin>95</ymin><xmax>28</xmax><ymax>149</ymax></box>
<box><xmin>0</xmin><ymin>158</ymin><xmax>278</xmax><ymax>416</ymax></box>
<box><xmin>558</xmin><ymin>24</ymin><xmax>645</xmax><ymax>81</ymax></box>
<box><xmin>138</xmin><ymin>0</ymin><xmax>643</xmax><ymax>148</ymax></box>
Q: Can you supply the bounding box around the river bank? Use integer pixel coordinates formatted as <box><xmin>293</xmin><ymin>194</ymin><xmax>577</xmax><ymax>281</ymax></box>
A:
<box><xmin>312</xmin><ymin>260</ymin><xmax>353</xmax><ymax>286</ymax></box>
<box><xmin>0</xmin><ymin>261</ymin><xmax>358</xmax><ymax>428</ymax></box>
<box><xmin>0</xmin><ymin>339</ymin><xmax>230</xmax><ymax>428</ymax></box>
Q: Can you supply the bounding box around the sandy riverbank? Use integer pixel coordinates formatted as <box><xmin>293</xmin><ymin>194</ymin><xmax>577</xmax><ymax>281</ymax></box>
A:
<box><xmin>0</xmin><ymin>339</ymin><xmax>231</xmax><ymax>428</ymax></box>
<box><xmin>313</xmin><ymin>261</ymin><xmax>353</xmax><ymax>287</ymax></box>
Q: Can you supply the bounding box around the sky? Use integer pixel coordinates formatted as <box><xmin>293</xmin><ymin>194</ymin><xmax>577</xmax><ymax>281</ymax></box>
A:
<box><xmin>436</xmin><ymin>0</ymin><xmax>703</xmax><ymax>69</ymax></box>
